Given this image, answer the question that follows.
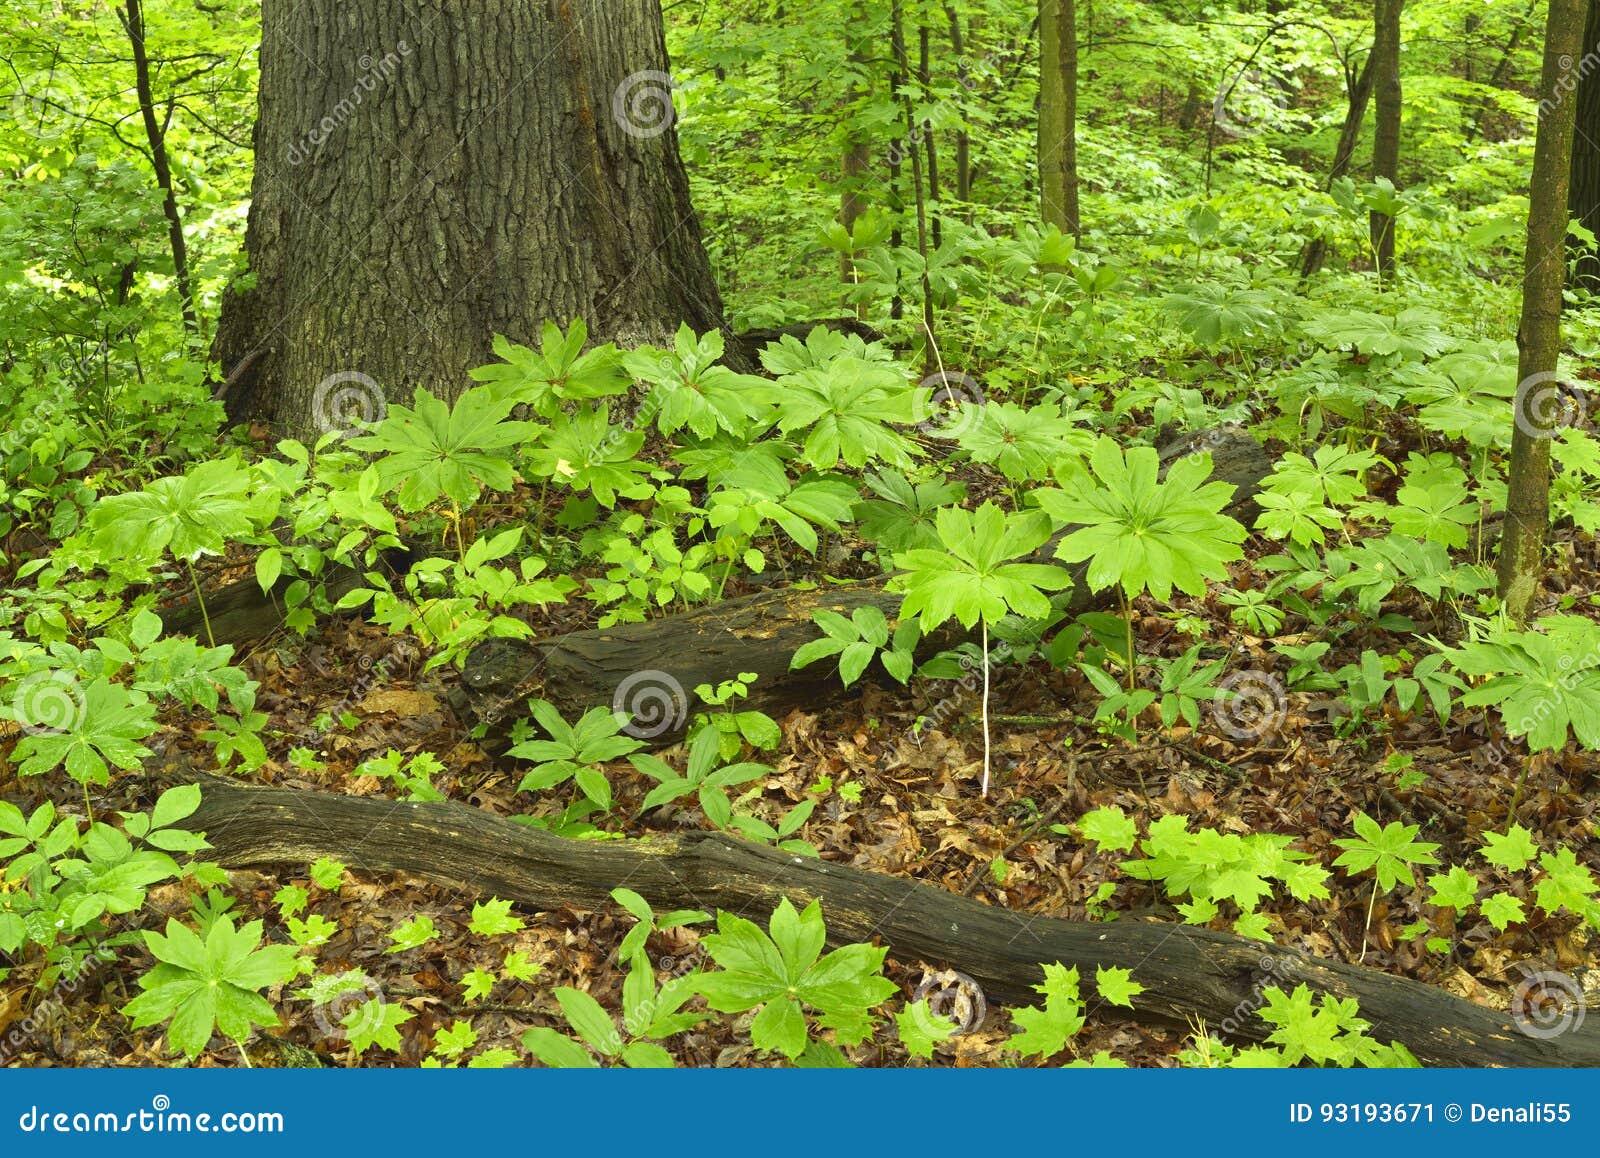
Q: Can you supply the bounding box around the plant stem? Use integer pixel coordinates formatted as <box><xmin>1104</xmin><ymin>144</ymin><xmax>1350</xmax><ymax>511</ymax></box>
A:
<box><xmin>184</xmin><ymin>559</ymin><xmax>216</xmax><ymax>647</ymax></box>
<box><xmin>980</xmin><ymin>619</ymin><xmax>992</xmax><ymax>797</ymax></box>
<box><xmin>1358</xmin><ymin>877</ymin><xmax>1379</xmax><ymax>964</ymax></box>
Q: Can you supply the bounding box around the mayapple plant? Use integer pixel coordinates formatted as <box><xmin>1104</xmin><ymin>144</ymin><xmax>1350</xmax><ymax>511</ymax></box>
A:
<box><xmin>891</xmin><ymin>501</ymin><xmax>1070</xmax><ymax>795</ymax></box>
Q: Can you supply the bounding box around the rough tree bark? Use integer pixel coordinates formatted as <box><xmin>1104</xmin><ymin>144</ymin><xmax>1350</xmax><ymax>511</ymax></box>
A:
<box><xmin>1499</xmin><ymin>0</ymin><xmax>1589</xmax><ymax>622</ymax></box>
<box><xmin>1568</xmin><ymin>0</ymin><xmax>1600</xmax><ymax>291</ymax></box>
<box><xmin>1369</xmin><ymin>0</ymin><xmax>1403</xmax><ymax>280</ymax></box>
<box><xmin>1038</xmin><ymin>0</ymin><xmax>1080</xmax><ymax>236</ymax></box>
<box><xmin>214</xmin><ymin>0</ymin><xmax>731</xmax><ymax>434</ymax></box>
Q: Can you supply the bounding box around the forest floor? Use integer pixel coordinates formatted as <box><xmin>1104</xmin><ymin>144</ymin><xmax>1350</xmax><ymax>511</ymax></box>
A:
<box><xmin>6</xmin><ymin>456</ymin><xmax>1598</xmax><ymax>1069</ymax></box>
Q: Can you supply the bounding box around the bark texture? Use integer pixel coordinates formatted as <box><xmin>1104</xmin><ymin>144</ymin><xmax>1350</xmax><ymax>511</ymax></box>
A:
<box><xmin>1038</xmin><ymin>0</ymin><xmax>1080</xmax><ymax>236</ymax></box>
<box><xmin>215</xmin><ymin>0</ymin><xmax>730</xmax><ymax>434</ymax></box>
<box><xmin>1569</xmin><ymin>0</ymin><xmax>1600</xmax><ymax>290</ymax></box>
<box><xmin>1369</xmin><ymin>0</ymin><xmax>1403</xmax><ymax>279</ymax></box>
<box><xmin>185</xmin><ymin>775</ymin><xmax>1600</xmax><ymax>1067</ymax></box>
<box><xmin>1498</xmin><ymin>0</ymin><xmax>1588</xmax><ymax>622</ymax></box>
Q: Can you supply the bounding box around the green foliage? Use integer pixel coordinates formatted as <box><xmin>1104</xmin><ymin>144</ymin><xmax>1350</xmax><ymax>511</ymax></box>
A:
<box><xmin>508</xmin><ymin>699</ymin><xmax>646</xmax><ymax>810</ymax></box>
<box><xmin>893</xmin><ymin>502</ymin><xmax>1068</xmax><ymax>630</ymax></box>
<box><xmin>1332</xmin><ymin>813</ymin><xmax>1441</xmax><ymax>892</ymax></box>
<box><xmin>791</xmin><ymin>603</ymin><xmax>920</xmax><ymax>687</ymax></box>
<box><xmin>122</xmin><ymin>915</ymin><xmax>299</xmax><ymax>1060</ymax></box>
<box><xmin>1005</xmin><ymin>963</ymin><xmax>1086</xmax><ymax>1060</ymax></box>
<box><xmin>1449</xmin><ymin>615</ymin><xmax>1600</xmax><ymax>752</ymax></box>
<box><xmin>1039</xmin><ymin>439</ymin><xmax>1246</xmax><ymax>602</ymax></box>
<box><xmin>349</xmin><ymin>387</ymin><xmax>537</xmax><ymax>512</ymax></box>
<box><xmin>695</xmin><ymin>898</ymin><xmax>898</xmax><ymax>1061</ymax></box>
<box><xmin>1120</xmin><ymin>814</ymin><xmax>1331</xmax><ymax>940</ymax></box>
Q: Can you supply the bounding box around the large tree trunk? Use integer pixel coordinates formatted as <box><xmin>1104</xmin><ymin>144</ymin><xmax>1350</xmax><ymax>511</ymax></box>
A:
<box><xmin>214</xmin><ymin>0</ymin><xmax>731</xmax><ymax>434</ymax></box>
<box><xmin>1369</xmin><ymin>0</ymin><xmax>1403</xmax><ymax>281</ymax></box>
<box><xmin>1038</xmin><ymin>0</ymin><xmax>1080</xmax><ymax>236</ymax></box>
<box><xmin>1499</xmin><ymin>0</ymin><xmax>1590</xmax><ymax>621</ymax></box>
<box><xmin>186</xmin><ymin>775</ymin><xmax>1600</xmax><ymax>1067</ymax></box>
<box><xmin>1568</xmin><ymin>0</ymin><xmax>1600</xmax><ymax>291</ymax></box>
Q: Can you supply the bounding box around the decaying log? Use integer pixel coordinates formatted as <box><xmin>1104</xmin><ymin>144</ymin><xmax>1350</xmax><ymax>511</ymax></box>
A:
<box><xmin>451</xmin><ymin>426</ymin><xmax>1272</xmax><ymax>739</ymax></box>
<box><xmin>157</xmin><ymin>548</ymin><xmax>413</xmax><ymax>648</ymax></box>
<box><xmin>188</xmin><ymin>775</ymin><xmax>1599</xmax><ymax>1067</ymax></box>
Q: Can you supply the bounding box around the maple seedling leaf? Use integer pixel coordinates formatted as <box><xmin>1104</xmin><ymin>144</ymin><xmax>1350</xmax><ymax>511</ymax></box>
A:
<box><xmin>1480</xmin><ymin>824</ymin><xmax>1539</xmax><ymax>872</ymax></box>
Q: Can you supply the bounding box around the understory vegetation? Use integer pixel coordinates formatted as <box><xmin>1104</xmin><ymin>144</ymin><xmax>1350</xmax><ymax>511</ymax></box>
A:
<box><xmin>1</xmin><ymin>0</ymin><xmax>1597</xmax><ymax>1068</ymax></box>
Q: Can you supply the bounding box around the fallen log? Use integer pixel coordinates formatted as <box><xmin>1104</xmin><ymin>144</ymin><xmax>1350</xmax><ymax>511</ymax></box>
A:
<box><xmin>451</xmin><ymin>426</ymin><xmax>1272</xmax><ymax>739</ymax></box>
<box><xmin>158</xmin><ymin>548</ymin><xmax>414</xmax><ymax>648</ymax></box>
<box><xmin>188</xmin><ymin>776</ymin><xmax>1598</xmax><ymax>1067</ymax></box>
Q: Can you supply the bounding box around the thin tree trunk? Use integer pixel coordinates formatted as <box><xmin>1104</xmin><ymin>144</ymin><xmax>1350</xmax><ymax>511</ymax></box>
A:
<box><xmin>841</xmin><ymin>7</ymin><xmax>871</xmax><ymax>317</ymax></box>
<box><xmin>1038</xmin><ymin>0</ymin><xmax>1080</xmax><ymax>236</ymax></box>
<box><xmin>1497</xmin><ymin>0</ymin><xmax>1589</xmax><ymax>622</ymax></box>
<box><xmin>120</xmin><ymin>0</ymin><xmax>197</xmax><ymax>336</ymax></box>
<box><xmin>1300</xmin><ymin>50</ymin><xmax>1377</xmax><ymax>279</ymax></box>
<box><xmin>919</xmin><ymin>16</ymin><xmax>941</xmax><ymax>250</ymax></box>
<box><xmin>943</xmin><ymin>3</ymin><xmax>972</xmax><ymax>203</ymax></box>
<box><xmin>1567</xmin><ymin>0</ymin><xmax>1600</xmax><ymax>291</ymax></box>
<box><xmin>1466</xmin><ymin>0</ymin><xmax>1543</xmax><ymax>142</ymax></box>
<box><xmin>1369</xmin><ymin>0</ymin><xmax>1403</xmax><ymax>281</ymax></box>
<box><xmin>214</xmin><ymin>0</ymin><xmax>732</xmax><ymax>434</ymax></box>
<box><xmin>893</xmin><ymin>0</ymin><xmax>937</xmax><ymax>373</ymax></box>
